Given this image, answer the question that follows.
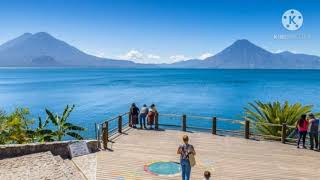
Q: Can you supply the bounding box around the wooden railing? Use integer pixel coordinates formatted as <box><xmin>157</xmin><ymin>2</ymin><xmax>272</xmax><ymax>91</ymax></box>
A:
<box><xmin>96</xmin><ymin>112</ymin><xmax>129</xmax><ymax>149</ymax></box>
<box><xmin>96</xmin><ymin>112</ymin><xmax>298</xmax><ymax>149</ymax></box>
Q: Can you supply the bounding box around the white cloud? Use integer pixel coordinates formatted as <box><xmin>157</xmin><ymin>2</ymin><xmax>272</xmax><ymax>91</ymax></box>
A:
<box><xmin>119</xmin><ymin>50</ymin><xmax>144</xmax><ymax>60</ymax></box>
<box><xmin>147</xmin><ymin>54</ymin><xmax>160</xmax><ymax>59</ymax></box>
<box><xmin>198</xmin><ymin>52</ymin><xmax>213</xmax><ymax>60</ymax></box>
<box><xmin>118</xmin><ymin>50</ymin><xmax>163</xmax><ymax>63</ymax></box>
<box><xmin>169</xmin><ymin>55</ymin><xmax>189</xmax><ymax>62</ymax></box>
<box><xmin>95</xmin><ymin>52</ymin><xmax>106</xmax><ymax>58</ymax></box>
<box><xmin>274</xmin><ymin>50</ymin><xmax>297</xmax><ymax>54</ymax></box>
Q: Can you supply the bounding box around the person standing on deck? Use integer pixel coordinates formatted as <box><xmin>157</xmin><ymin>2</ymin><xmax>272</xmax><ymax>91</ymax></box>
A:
<box><xmin>177</xmin><ymin>135</ymin><xmax>196</xmax><ymax>180</ymax></box>
<box><xmin>147</xmin><ymin>104</ymin><xmax>157</xmax><ymax>129</ymax></box>
<box><xmin>130</xmin><ymin>103</ymin><xmax>139</xmax><ymax>128</ymax></box>
<box><xmin>308</xmin><ymin>113</ymin><xmax>319</xmax><ymax>150</ymax></box>
<box><xmin>296</xmin><ymin>114</ymin><xmax>308</xmax><ymax>149</ymax></box>
<box><xmin>139</xmin><ymin>104</ymin><xmax>148</xmax><ymax>129</ymax></box>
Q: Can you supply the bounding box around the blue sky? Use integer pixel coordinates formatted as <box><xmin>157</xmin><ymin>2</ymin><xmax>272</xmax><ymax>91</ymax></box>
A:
<box><xmin>0</xmin><ymin>0</ymin><xmax>319</xmax><ymax>63</ymax></box>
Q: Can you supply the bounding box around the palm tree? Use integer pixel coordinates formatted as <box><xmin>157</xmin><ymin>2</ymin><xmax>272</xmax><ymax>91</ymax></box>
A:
<box><xmin>28</xmin><ymin>116</ymin><xmax>55</xmax><ymax>143</ymax></box>
<box><xmin>45</xmin><ymin>105</ymin><xmax>86</xmax><ymax>141</ymax></box>
<box><xmin>244</xmin><ymin>101</ymin><xmax>316</xmax><ymax>138</ymax></box>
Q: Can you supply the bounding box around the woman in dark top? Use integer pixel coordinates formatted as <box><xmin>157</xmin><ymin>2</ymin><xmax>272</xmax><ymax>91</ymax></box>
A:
<box><xmin>130</xmin><ymin>103</ymin><xmax>139</xmax><ymax>128</ymax></box>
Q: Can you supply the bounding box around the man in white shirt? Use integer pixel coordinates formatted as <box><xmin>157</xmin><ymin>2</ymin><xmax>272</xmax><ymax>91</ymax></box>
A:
<box><xmin>139</xmin><ymin>104</ymin><xmax>148</xmax><ymax>129</ymax></box>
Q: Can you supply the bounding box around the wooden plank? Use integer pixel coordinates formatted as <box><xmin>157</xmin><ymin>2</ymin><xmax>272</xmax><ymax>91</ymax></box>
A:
<box><xmin>96</xmin><ymin>129</ymin><xmax>320</xmax><ymax>180</ymax></box>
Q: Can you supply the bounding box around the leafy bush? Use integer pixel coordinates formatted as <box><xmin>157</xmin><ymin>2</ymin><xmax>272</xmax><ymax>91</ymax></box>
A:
<box><xmin>244</xmin><ymin>101</ymin><xmax>317</xmax><ymax>138</ymax></box>
<box><xmin>0</xmin><ymin>105</ymin><xmax>86</xmax><ymax>145</ymax></box>
<box><xmin>0</xmin><ymin>108</ymin><xmax>33</xmax><ymax>144</ymax></box>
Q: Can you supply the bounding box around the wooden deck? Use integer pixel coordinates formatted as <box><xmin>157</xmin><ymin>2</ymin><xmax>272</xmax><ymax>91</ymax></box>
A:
<box><xmin>96</xmin><ymin>128</ymin><xmax>320</xmax><ymax>180</ymax></box>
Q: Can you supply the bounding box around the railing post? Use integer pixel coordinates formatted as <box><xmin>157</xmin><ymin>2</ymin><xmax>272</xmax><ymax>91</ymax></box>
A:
<box><xmin>245</xmin><ymin>120</ymin><xmax>250</xmax><ymax>139</ymax></box>
<box><xmin>102</xmin><ymin>122</ymin><xmax>109</xmax><ymax>149</ymax></box>
<box><xmin>212</xmin><ymin>117</ymin><xmax>217</xmax><ymax>135</ymax></box>
<box><xmin>118</xmin><ymin>116</ymin><xmax>122</xmax><ymax>133</ymax></box>
<box><xmin>97</xmin><ymin>123</ymin><xmax>101</xmax><ymax>149</ymax></box>
<box><xmin>182</xmin><ymin>114</ymin><xmax>187</xmax><ymax>131</ymax></box>
<box><xmin>281</xmin><ymin>123</ymin><xmax>287</xmax><ymax>144</ymax></box>
<box><xmin>129</xmin><ymin>109</ymin><xmax>132</xmax><ymax>127</ymax></box>
<box><xmin>95</xmin><ymin>122</ymin><xmax>98</xmax><ymax>140</ymax></box>
<box><xmin>155</xmin><ymin>112</ymin><xmax>159</xmax><ymax>130</ymax></box>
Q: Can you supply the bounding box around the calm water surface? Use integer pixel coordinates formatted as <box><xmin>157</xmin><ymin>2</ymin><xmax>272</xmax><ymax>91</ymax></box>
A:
<box><xmin>1</xmin><ymin>68</ymin><xmax>320</xmax><ymax>138</ymax></box>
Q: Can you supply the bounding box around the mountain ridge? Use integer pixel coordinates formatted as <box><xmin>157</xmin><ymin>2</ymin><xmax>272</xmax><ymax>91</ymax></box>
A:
<box><xmin>0</xmin><ymin>32</ymin><xmax>145</xmax><ymax>67</ymax></box>
<box><xmin>170</xmin><ymin>40</ymin><xmax>320</xmax><ymax>69</ymax></box>
<box><xmin>0</xmin><ymin>32</ymin><xmax>319</xmax><ymax>68</ymax></box>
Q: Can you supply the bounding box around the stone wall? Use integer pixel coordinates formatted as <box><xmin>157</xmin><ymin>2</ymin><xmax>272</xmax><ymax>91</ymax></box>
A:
<box><xmin>0</xmin><ymin>140</ymin><xmax>98</xmax><ymax>159</ymax></box>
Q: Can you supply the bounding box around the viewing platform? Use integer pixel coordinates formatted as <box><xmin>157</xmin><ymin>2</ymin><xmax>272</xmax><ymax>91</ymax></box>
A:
<box><xmin>1</xmin><ymin>111</ymin><xmax>320</xmax><ymax>179</ymax></box>
<box><xmin>96</xmin><ymin>127</ymin><xmax>320</xmax><ymax>179</ymax></box>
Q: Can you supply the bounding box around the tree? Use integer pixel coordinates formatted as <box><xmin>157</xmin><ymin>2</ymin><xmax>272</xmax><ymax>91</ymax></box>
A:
<box><xmin>244</xmin><ymin>101</ymin><xmax>316</xmax><ymax>138</ymax></box>
<box><xmin>0</xmin><ymin>108</ymin><xmax>34</xmax><ymax>144</ymax></box>
<box><xmin>45</xmin><ymin>105</ymin><xmax>86</xmax><ymax>141</ymax></box>
<box><xmin>0</xmin><ymin>110</ymin><xmax>8</xmax><ymax>144</ymax></box>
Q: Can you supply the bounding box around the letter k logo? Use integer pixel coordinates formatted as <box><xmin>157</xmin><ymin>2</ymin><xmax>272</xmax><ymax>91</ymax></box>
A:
<box><xmin>282</xmin><ymin>9</ymin><xmax>303</xmax><ymax>31</ymax></box>
<box><xmin>289</xmin><ymin>16</ymin><xmax>296</xmax><ymax>24</ymax></box>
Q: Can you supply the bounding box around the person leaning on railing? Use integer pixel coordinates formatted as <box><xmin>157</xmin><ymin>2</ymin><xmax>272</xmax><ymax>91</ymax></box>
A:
<box><xmin>139</xmin><ymin>104</ymin><xmax>148</xmax><ymax>129</ymax></box>
<box><xmin>296</xmin><ymin>114</ymin><xmax>308</xmax><ymax>149</ymax></box>
<box><xmin>130</xmin><ymin>103</ymin><xmax>140</xmax><ymax>128</ymax></box>
<box><xmin>147</xmin><ymin>104</ymin><xmax>157</xmax><ymax>129</ymax></box>
<box><xmin>308</xmin><ymin>113</ymin><xmax>319</xmax><ymax>150</ymax></box>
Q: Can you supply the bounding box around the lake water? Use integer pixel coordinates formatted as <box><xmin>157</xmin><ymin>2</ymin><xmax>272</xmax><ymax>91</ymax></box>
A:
<box><xmin>1</xmin><ymin>68</ymin><xmax>320</xmax><ymax>139</ymax></box>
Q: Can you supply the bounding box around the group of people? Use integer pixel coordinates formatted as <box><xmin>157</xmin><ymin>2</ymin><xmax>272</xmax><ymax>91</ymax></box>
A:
<box><xmin>129</xmin><ymin>103</ymin><xmax>158</xmax><ymax>129</ymax></box>
<box><xmin>177</xmin><ymin>135</ymin><xmax>211</xmax><ymax>180</ymax></box>
<box><xmin>296</xmin><ymin>113</ymin><xmax>319</xmax><ymax>150</ymax></box>
<box><xmin>175</xmin><ymin>112</ymin><xmax>319</xmax><ymax>180</ymax></box>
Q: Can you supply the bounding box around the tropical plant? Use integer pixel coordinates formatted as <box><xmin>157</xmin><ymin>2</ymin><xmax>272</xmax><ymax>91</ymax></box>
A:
<box><xmin>0</xmin><ymin>110</ymin><xmax>8</xmax><ymax>144</ymax></box>
<box><xmin>45</xmin><ymin>105</ymin><xmax>86</xmax><ymax>141</ymax></box>
<box><xmin>0</xmin><ymin>108</ymin><xmax>34</xmax><ymax>144</ymax></box>
<box><xmin>244</xmin><ymin>101</ymin><xmax>317</xmax><ymax>138</ymax></box>
<box><xmin>28</xmin><ymin>116</ymin><xmax>55</xmax><ymax>143</ymax></box>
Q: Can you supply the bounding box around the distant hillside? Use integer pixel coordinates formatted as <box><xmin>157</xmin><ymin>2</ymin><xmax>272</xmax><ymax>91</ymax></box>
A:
<box><xmin>31</xmin><ymin>56</ymin><xmax>60</xmax><ymax>66</ymax></box>
<box><xmin>1</xmin><ymin>33</ymin><xmax>319</xmax><ymax>68</ymax></box>
<box><xmin>169</xmin><ymin>40</ymin><xmax>320</xmax><ymax>69</ymax></box>
<box><xmin>0</xmin><ymin>32</ymin><xmax>143</xmax><ymax>67</ymax></box>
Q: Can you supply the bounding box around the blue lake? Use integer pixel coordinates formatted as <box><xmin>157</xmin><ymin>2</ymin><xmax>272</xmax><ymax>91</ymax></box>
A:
<box><xmin>1</xmin><ymin>68</ymin><xmax>320</xmax><ymax>139</ymax></box>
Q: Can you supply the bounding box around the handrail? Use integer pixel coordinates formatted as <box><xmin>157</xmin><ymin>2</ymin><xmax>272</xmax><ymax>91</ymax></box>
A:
<box><xmin>99</xmin><ymin>112</ymin><xmax>129</xmax><ymax>125</ymax></box>
<box><xmin>187</xmin><ymin>115</ymin><xmax>212</xmax><ymax>120</ymax></box>
<box><xmin>97</xmin><ymin>111</ymin><xmax>302</xmax><ymax>149</ymax></box>
<box><xmin>159</xmin><ymin>113</ymin><xmax>182</xmax><ymax>117</ymax></box>
<box><xmin>218</xmin><ymin>117</ymin><xmax>243</xmax><ymax>122</ymax></box>
<box><xmin>160</xmin><ymin>113</ymin><xmax>243</xmax><ymax>123</ymax></box>
<box><xmin>159</xmin><ymin>113</ymin><xmax>298</xmax><ymax>129</ymax></box>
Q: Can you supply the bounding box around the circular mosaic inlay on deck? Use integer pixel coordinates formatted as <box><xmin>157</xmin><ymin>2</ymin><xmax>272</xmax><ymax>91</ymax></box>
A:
<box><xmin>144</xmin><ymin>161</ymin><xmax>181</xmax><ymax>176</ymax></box>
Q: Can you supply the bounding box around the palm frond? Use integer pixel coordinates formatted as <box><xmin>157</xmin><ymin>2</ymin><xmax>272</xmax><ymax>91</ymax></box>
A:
<box><xmin>66</xmin><ymin>132</ymin><xmax>83</xmax><ymax>140</ymax></box>
<box><xmin>45</xmin><ymin>109</ymin><xmax>58</xmax><ymax>126</ymax></box>
<box><xmin>64</xmin><ymin>123</ymin><xmax>86</xmax><ymax>131</ymax></box>
<box><xmin>61</xmin><ymin>105</ymin><xmax>75</xmax><ymax>123</ymax></box>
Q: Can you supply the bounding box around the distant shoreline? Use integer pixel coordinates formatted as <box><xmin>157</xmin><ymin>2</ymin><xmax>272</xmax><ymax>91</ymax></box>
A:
<box><xmin>1</xmin><ymin>66</ymin><xmax>320</xmax><ymax>70</ymax></box>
